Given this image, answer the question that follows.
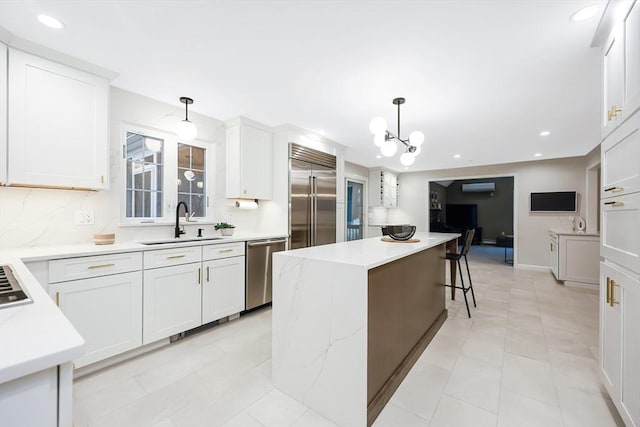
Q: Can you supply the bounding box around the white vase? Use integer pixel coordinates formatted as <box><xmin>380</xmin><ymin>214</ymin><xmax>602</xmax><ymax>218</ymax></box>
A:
<box><xmin>220</xmin><ymin>228</ymin><xmax>235</xmax><ymax>236</ymax></box>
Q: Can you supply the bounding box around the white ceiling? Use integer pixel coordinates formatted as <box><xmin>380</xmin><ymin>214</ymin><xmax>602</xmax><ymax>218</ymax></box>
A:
<box><xmin>0</xmin><ymin>0</ymin><xmax>604</xmax><ymax>172</ymax></box>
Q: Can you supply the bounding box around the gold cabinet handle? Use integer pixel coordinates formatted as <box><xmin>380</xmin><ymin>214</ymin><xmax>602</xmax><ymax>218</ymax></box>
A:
<box><xmin>604</xmin><ymin>186</ymin><xmax>624</xmax><ymax>193</ymax></box>
<box><xmin>88</xmin><ymin>263</ymin><xmax>115</xmax><ymax>269</ymax></box>
<box><xmin>167</xmin><ymin>254</ymin><xmax>186</xmax><ymax>259</ymax></box>
<box><xmin>612</xmin><ymin>105</ymin><xmax>622</xmax><ymax>117</ymax></box>
<box><xmin>606</xmin><ymin>277</ymin><xmax>611</xmax><ymax>304</ymax></box>
<box><xmin>610</xmin><ymin>279</ymin><xmax>620</xmax><ymax>307</ymax></box>
<box><xmin>608</xmin><ymin>109</ymin><xmax>614</xmax><ymax>121</ymax></box>
<box><xmin>550</xmin><ymin>243</ymin><xmax>553</xmax><ymax>251</ymax></box>
<box><xmin>198</xmin><ymin>267</ymin><xmax>201</xmax><ymax>284</ymax></box>
<box><xmin>219</xmin><ymin>249</ymin><xmax>234</xmax><ymax>253</ymax></box>
<box><xmin>55</xmin><ymin>292</ymin><xmax>60</xmax><ymax>306</ymax></box>
<box><xmin>206</xmin><ymin>266</ymin><xmax>210</xmax><ymax>282</ymax></box>
<box><xmin>604</xmin><ymin>201</ymin><xmax>624</xmax><ymax>207</ymax></box>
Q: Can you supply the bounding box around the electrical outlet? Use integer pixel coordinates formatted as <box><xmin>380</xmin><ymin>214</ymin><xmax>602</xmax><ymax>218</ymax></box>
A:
<box><xmin>222</xmin><ymin>211</ymin><xmax>232</xmax><ymax>222</ymax></box>
<box><xmin>75</xmin><ymin>210</ymin><xmax>95</xmax><ymax>225</ymax></box>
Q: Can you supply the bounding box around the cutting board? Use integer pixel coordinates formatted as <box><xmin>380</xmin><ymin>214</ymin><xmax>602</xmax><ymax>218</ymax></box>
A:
<box><xmin>380</xmin><ymin>237</ymin><xmax>421</xmax><ymax>243</ymax></box>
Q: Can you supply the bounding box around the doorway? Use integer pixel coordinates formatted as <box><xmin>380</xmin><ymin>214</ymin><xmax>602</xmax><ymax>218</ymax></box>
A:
<box><xmin>346</xmin><ymin>179</ymin><xmax>365</xmax><ymax>241</ymax></box>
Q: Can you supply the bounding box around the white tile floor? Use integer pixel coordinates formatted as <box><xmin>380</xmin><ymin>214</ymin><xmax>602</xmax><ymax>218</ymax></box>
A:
<box><xmin>73</xmin><ymin>246</ymin><xmax>624</xmax><ymax>427</ymax></box>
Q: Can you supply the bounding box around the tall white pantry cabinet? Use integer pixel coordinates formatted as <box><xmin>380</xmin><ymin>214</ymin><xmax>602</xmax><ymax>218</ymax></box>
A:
<box><xmin>598</xmin><ymin>1</ymin><xmax>640</xmax><ymax>426</ymax></box>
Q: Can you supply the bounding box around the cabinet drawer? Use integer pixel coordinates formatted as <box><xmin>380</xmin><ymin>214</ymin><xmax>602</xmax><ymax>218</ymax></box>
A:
<box><xmin>143</xmin><ymin>245</ymin><xmax>201</xmax><ymax>269</ymax></box>
<box><xmin>602</xmin><ymin>192</ymin><xmax>640</xmax><ymax>273</ymax></box>
<box><xmin>602</xmin><ymin>113</ymin><xmax>640</xmax><ymax>198</ymax></box>
<box><xmin>202</xmin><ymin>242</ymin><xmax>245</xmax><ymax>261</ymax></box>
<box><xmin>49</xmin><ymin>252</ymin><xmax>142</xmax><ymax>283</ymax></box>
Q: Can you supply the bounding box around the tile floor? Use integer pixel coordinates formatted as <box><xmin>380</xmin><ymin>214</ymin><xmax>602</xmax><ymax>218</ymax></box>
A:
<box><xmin>73</xmin><ymin>246</ymin><xmax>624</xmax><ymax>427</ymax></box>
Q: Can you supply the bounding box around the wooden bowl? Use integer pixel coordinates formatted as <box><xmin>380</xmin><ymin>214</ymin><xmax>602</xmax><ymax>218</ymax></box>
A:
<box><xmin>93</xmin><ymin>233</ymin><xmax>115</xmax><ymax>245</ymax></box>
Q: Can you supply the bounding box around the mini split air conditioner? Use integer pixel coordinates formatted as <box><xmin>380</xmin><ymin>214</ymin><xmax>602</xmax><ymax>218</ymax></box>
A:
<box><xmin>461</xmin><ymin>182</ymin><xmax>496</xmax><ymax>192</ymax></box>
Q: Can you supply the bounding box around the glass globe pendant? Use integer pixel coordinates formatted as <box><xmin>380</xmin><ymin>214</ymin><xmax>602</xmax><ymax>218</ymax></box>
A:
<box><xmin>176</xmin><ymin>97</ymin><xmax>198</xmax><ymax>141</ymax></box>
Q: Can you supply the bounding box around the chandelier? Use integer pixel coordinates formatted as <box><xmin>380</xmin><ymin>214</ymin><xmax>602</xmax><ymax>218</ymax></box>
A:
<box><xmin>369</xmin><ymin>97</ymin><xmax>424</xmax><ymax>166</ymax></box>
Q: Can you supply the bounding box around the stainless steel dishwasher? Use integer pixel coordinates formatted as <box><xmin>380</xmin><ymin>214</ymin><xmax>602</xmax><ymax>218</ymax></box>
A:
<box><xmin>246</xmin><ymin>238</ymin><xmax>287</xmax><ymax>310</ymax></box>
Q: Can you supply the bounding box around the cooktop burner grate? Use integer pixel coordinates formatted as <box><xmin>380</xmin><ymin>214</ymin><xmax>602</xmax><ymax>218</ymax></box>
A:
<box><xmin>0</xmin><ymin>265</ymin><xmax>32</xmax><ymax>309</ymax></box>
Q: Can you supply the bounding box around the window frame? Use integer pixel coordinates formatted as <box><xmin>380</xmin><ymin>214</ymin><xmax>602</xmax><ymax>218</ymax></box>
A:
<box><xmin>120</xmin><ymin>123</ymin><xmax>215</xmax><ymax>225</ymax></box>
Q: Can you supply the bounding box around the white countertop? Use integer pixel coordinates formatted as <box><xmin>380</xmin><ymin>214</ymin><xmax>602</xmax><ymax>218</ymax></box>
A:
<box><xmin>0</xmin><ymin>258</ymin><xmax>84</xmax><ymax>384</ymax></box>
<box><xmin>274</xmin><ymin>232</ymin><xmax>459</xmax><ymax>270</ymax></box>
<box><xmin>0</xmin><ymin>232</ymin><xmax>286</xmax><ymax>384</ymax></box>
<box><xmin>549</xmin><ymin>229</ymin><xmax>600</xmax><ymax>237</ymax></box>
<box><xmin>7</xmin><ymin>232</ymin><xmax>288</xmax><ymax>262</ymax></box>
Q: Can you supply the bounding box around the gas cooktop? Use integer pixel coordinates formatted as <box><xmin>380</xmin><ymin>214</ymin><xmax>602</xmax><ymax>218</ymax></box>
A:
<box><xmin>0</xmin><ymin>265</ymin><xmax>32</xmax><ymax>309</ymax></box>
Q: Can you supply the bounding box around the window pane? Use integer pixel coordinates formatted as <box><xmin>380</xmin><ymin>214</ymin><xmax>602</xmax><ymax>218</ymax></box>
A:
<box><xmin>126</xmin><ymin>132</ymin><xmax>164</xmax><ymax>218</ymax></box>
<box><xmin>177</xmin><ymin>144</ymin><xmax>191</xmax><ymax>169</ymax></box>
<box><xmin>177</xmin><ymin>143</ymin><xmax>207</xmax><ymax>217</ymax></box>
<box><xmin>191</xmin><ymin>146</ymin><xmax>205</xmax><ymax>170</ymax></box>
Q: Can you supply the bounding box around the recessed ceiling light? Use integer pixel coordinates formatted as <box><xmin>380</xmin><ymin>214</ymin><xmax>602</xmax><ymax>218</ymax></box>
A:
<box><xmin>570</xmin><ymin>4</ymin><xmax>599</xmax><ymax>22</ymax></box>
<box><xmin>539</xmin><ymin>131</ymin><xmax>551</xmax><ymax>137</ymax></box>
<box><xmin>376</xmin><ymin>155</ymin><xmax>382</xmax><ymax>159</ymax></box>
<box><xmin>534</xmin><ymin>153</ymin><xmax>542</xmax><ymax>157</ymax></box>
<box><xmin>37</xmin><ymin>14</ymin><xmax>64</xmax><ymax>29</ymax></box>
<box><xmin>403</xmin><ymin>167</ymin><xmax>408</xmax><ymax>170</ymax></box>
<box><xmin>453</xmin><ymin>154</ymin><xmax>461</xmax><ymax>159</ymax></box>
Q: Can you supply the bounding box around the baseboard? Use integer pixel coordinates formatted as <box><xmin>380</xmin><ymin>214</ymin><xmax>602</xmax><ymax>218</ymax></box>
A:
<box><xmin>564</xmin><ymin>280</ymin><xmax>599</xmax><ymax>290</ymax></box>
<box><xmin>73</xmin><ymin>339</ymin><xmax>170</xmax><ymax>378</ymax></box>
<box><xmin>515</xmin><ymin>263</ymin><xmax>550</xmax><ymax>271</ymax></box>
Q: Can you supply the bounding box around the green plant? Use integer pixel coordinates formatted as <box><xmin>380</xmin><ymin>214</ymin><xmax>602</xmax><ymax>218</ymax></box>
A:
<box><xmin>214</xmin><ymin>222</ymin><xmax>235</xmax><ymax>230</ymax></box>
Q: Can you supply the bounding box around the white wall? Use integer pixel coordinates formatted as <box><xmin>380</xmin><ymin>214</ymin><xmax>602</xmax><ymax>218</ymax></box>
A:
<box><xmin>0</xmin><ymin>87</ymin><xmax>276</xmax><ymax>249</ymax></box>
<box><xmin>390</xmin><ymin>156</ymin><xmax>593</xmax><ymax>268</ymax></box>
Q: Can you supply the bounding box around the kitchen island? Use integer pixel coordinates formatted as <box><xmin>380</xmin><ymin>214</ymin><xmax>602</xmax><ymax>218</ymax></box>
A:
<box><xmin>272</xmin><ymin>232</ymin><xmax>459</xmax><ymax>427</ymax></box>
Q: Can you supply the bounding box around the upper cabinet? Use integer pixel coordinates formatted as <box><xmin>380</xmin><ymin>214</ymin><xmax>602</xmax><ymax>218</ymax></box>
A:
<box><xmin>7</xmin><ymin>48</ymin><xmax>109</xmax><ymax>190</ymax></box>
<box><xmin>226</xmin><ymin>117</ymin><xmax>273</xmax><ymax>200</ymax></box>
<box><xmin>369</xmin><ymin>168</ymin><xmax>398</xmax><ymax>208</ymax></box>
<box><xmin>601</xmin><ymin>0</ymin><xmax>640</xmax><ymax>139</ymax></box>
<box><xmin>0</xmin><ymin>43</ymin><xmax>7</xmax><ymax>184</ymax></box>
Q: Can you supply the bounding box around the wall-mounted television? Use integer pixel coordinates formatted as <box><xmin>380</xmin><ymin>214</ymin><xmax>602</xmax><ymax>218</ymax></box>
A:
<box><xmin>530</xmin><ymin>191</ymin><xmax>577</xmax><ymax>212</ymax></box>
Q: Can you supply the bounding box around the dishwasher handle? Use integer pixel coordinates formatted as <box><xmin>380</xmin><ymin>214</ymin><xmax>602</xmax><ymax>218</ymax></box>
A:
<box><xmin>247</xmin><ymin>239</ymin><xmax>287</xmax><ymax>248</ymax></box>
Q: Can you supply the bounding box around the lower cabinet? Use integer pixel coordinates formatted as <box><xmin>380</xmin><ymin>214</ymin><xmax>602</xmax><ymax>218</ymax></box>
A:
<box><xmin>549</xmin><ymin>232</ymin><xmax>599</xmax><ymax>284</ymax></box>
<box><xmin>0</xmin><ymin>367</ymin><xmax>58</xmax><ymax>427</ymax></box>
<box><xmin>202</xmin><ymin>256</ymin><xmax>245</xmax><ymax>324</ymax></box>
<box><xmin>600</xmin><ymin>261</ymin><xmax>640</xmax><ymax>426</ymax></box>
<box><xmin>49</xmin><ymin>271</ymin><xmax>143</xmax><ymax>368</ymax></box>
<box><xmin>142</xmin><ymin>262</ymin><xmax>202</xmax><ymax>345</ymax></box>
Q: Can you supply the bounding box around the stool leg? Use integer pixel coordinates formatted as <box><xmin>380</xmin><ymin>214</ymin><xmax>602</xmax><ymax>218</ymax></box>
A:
<box><xmin>458</xmin><ymin>259</ymin><xmax>471</xmax><ymax>318</ymax></box>
<box><xmin>464</xmin><ymin>255</ymin><xmax>477</xmax><ymax>307</ymax></box>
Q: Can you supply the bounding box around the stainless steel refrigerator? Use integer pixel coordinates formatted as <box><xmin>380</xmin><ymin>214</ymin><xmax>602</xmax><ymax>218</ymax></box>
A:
<box><xmin>289</xmin><ymin>143</ymin><xmax>337</xmax><ymax>249</ymax></box>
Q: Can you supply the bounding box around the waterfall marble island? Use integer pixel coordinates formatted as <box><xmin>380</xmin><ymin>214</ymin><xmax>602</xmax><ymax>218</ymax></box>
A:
<box><xmin>272</xmin><ymin>232</ymin><xmax>459</xmax><ymax>427</ymax></box>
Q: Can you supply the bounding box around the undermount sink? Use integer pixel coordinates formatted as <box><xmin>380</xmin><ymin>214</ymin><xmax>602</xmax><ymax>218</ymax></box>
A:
<box><xmin>140</xmin><ymin>237</ymin><xmax>224</xmax><ymax>245</ymax></box>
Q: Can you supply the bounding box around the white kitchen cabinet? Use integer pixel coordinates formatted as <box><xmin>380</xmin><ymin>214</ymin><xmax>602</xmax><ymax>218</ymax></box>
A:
<box><xmin>143</xmin><ymin>262</ymin><xmax>202</xmax><ymax>345</ymax></box>
<box><xmin>549</xmin><ymin>234</ymin><xmax>560</xmax><ymax>279</ymax></box>
<box><xmin>202</xmin><ymin>241</ymin><xmax>245</xmax><ymax>324</ymax></box>
<box><xmin>600</xmin><ymin>261</ymin><xmax>640</xmax><ymax>427</ymax></box>
<box><xmin>602</xmin><ymin>26</ymin><xmax>624</xmax><ymax>139</ymax></box>
<box><xmin>0</xmin><ymin>42</ymin><xmax>7</xmax><ymax>184</ymax></box>
<box><xmin>369</xmin><ymin>168</ymin><xmax>398</xmax><ymax>208</ymax></box>
<box><xmin>601</xmin><ymin>192</ymin><xmax>640</xmax><ymax>274</ymax></box>
<box><xmin>226</xmin><ymin>117</ymin><xmax>273</xmax><ymax>200</ymax></box>
<box><xmin>7</xmin><ymin>48</ymin><xmax>109</xmax><ymax>190</ymax></box>
<box><xmin>0</xmin><ymin>367</ymin><xmax>58</xmax><ymax>427</ymax></box>
<box><xmin>600</xmin><ymin>1</ymin><xmax>640</xmax><ymax>139</ymax></box>
<box><xmin>49</xmin><ymin>271</ymin><xmax>143</xmax><ymax>368</ymax></box>
<box><xmin>202</xmin><ymin>257</ymin><xmax>245</xmax><ymax>324</ymax></box>
<box><xmin>600</xmin><ymin>262</ymin><xmax>622</xmax><ymax>404</ymax></box>
<box><xmin>549</xmin><ymin>231</ymin><xmax>599</xmax><ymax>284</ymax></box>
<box><xmin>601</xmin><ymin>110</ymin><xmax>640</xmax><ymax>199</ymax></box>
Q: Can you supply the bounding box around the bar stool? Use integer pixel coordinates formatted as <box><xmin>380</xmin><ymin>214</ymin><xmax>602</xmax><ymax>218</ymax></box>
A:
<box><xmin>445</xmin><ymin>228</ymin><xmax>477</xmax><ymax>318</ymax></box>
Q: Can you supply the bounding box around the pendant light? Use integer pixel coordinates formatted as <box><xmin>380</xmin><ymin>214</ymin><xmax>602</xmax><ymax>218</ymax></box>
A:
<box><xmin>369</xmin><ymin>98</ymin><xmax>424</xmax><ymax>166</ymax></box>
<box><xmin>176</xmin><ymin>97</ymin><xmax>198</xmax><ymax>141</ymax></box>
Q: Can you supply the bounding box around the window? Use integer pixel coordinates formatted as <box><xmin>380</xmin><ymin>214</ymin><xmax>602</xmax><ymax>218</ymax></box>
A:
<box><xmin>125</xmin><ymin>132</ymin><xmax>164</xmax><ymax>218</ymax></box>
<box><xmin>178</xmin><ymin>143</ymin><xmax>206</xmax><ymax>217</ymax></box>
<box><xmin>122</xmin><ymin>126</ymin><xmax>213</xmax><ymax>223</ymax></box>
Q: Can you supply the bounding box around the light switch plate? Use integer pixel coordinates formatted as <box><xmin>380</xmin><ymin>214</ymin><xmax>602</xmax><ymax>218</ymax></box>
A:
<box><xmin>75</xmin><ymin>210</ymin><xmax>95</xmax><ymax>225</ymax></box>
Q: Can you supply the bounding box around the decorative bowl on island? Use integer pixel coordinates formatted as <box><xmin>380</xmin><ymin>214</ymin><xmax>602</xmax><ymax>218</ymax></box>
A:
<box><xmin>381</xmin><ymin>225</ymin><xmax>416</xmax><ymax>241</ymax></box>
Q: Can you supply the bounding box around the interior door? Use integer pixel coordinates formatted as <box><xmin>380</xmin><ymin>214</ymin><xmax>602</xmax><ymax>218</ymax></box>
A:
<box><xmin>290</xmin><ymin>159</ymin><xmax>312</xmax><ymax>249</ymax></box>
<box><xmin>313</xmin><ymin>164</ymin><xmax>337</xmax><ymax>246</ymax></box>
